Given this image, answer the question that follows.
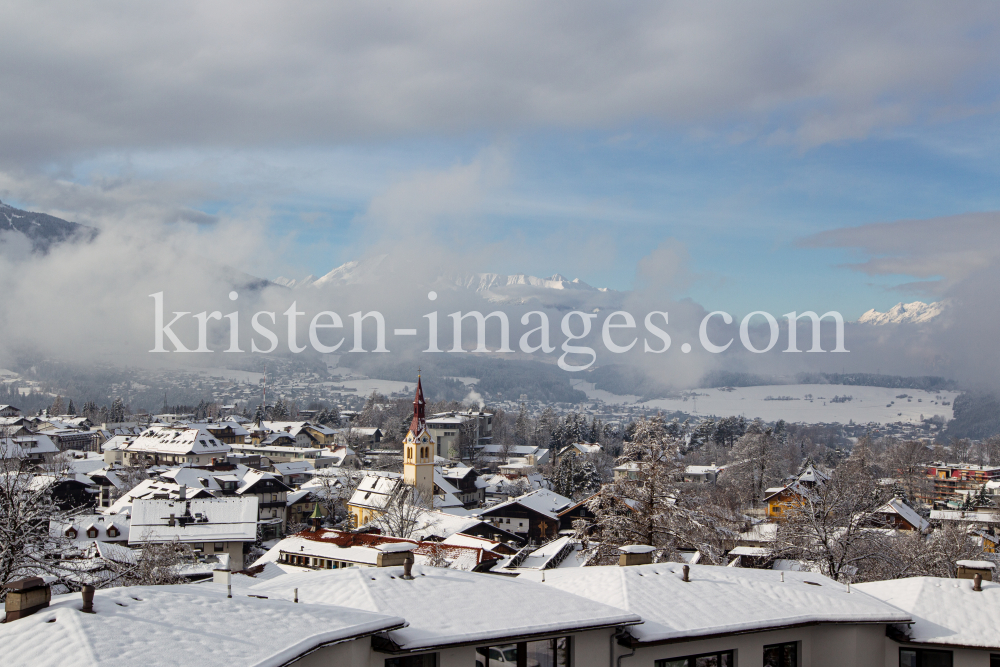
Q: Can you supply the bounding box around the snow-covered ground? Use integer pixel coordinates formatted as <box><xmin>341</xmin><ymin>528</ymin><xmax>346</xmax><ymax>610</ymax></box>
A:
<box><xmin>644</xmin><ymin>385</ymin><xmax>958</xmax><ymax>424</ymax></box>
<box><xmin>575</xmin><ymin>382</ymin><xmax>959</xmax><ymax>425</ymax></box>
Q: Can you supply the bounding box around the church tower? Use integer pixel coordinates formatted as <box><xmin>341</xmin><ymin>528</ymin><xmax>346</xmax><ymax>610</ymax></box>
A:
<box><xmin>403</xmin><ymin>375</ymin><xmax>435</xmax><ymax>506</ymax></box>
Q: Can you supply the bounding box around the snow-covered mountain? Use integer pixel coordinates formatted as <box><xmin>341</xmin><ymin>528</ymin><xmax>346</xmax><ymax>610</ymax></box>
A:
<box><xmin>276</xmin><ymin>256</ymin><xmax>616</xmax><ymax>303</ymax></box>
<box><xmin>857</xmin><ymin>301</ymin><xmax>947</xmax><ymax>325</ymax></box>
<box><xmin>0</xmin><ymin>200</ymin><xmax>97</xmax><ymax>252</ymax></box>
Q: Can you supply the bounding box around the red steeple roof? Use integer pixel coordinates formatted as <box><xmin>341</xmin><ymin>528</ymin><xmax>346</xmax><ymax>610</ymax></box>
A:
<box><xmin>409</xmin><ymin>375</ymin><xmax>426</xmax><ymax>434</ymax></box>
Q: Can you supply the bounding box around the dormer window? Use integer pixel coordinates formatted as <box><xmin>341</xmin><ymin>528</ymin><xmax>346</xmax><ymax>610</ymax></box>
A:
<box><xmin>86</xmin><ymin>527</ymin><xmax>99</xmax><ymax>539</ymax></box>
<box><xmin>107</xmin><ymin>526</ymin><xmax>119</xmax><ymax>538</ymax></box>
<box><xmin>65</xmin><ymin>528</ymin><xmax>77</xmax><ymax>539</ymax></box>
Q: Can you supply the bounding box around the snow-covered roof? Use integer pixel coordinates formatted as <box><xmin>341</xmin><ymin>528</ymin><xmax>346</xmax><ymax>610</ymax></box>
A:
<box><xmin>349</xmin><ymin>472</ymin><xmax>403</xmax><ymax>510</ymax></box>
<box><xmin>524</xmin><ymin>562</ymin><xmax>910</xmax><ymax>643</ymax></box>
<box><xmin>929</xmin><ymin>509</ymin><xmax>1000</xmax><ymax>524</ymax></box>
<box><xmin>479</xmin><ymin>488</ymin><xmax>574</xmax><ymax>520</ymax></box>
<box><xmin>956</xmin><ymin>559</ymin><xmax>996</xmax><ymax>569</ymax></box>
<box><xmin>122</xmin><ymin>426</ymin><xmax>230</xmax><ymax>456</ymax></box>
<box><xmin>129</xmin><ymin>496</ymin><xmax>259</xmax><ymax>544</ymax></box>
<box><xmin>273</xmin><ymin>460</ymin><xmax>315</xmax><ymax>476</ymax></box>
<box><xmin>0</xmin><ymin>434</ymin><xmax>58</xmax><ymax>458</ymax></box>
<box><xmin>738</xmin><ymin>522</ymin><xmax>779</xmax><ymax>543</ymax></box>
<box><xmin>876</xmin><ymin>498</ymin><xmax>929</xmax><ymax>531</ymax></box>
<box><xmin>0</xmin><ymin>585</ymin><xmax>404</xmax><ymax>667</ymax></box>
<box><xmin>248</xmin><ymin>565</ymin><xmax>641</xmax><ymax>650</ymax></box>
<box><xmin>857</xmin><ymin>576</ymin><xmax>1000</xmax><ymax>650</ymax></box>
<box><xmin>407</xmin><ymin>509</ymin><xmax>483</xmax><ymax>541</ymax></box>
<box><xmin>100</xmin><ymin>435</ymin><xmax>135</xmax><ymax>451</ymax></box>
<box><xmin>105</xmin><ymin>478</ymin><xmax>209</xmax><ymax>515</ymax></box>
<box><xmin>51</xmin><ymin>514</ymin><xmax>130</xmax><ymax>542</ymax></box>
<box><xmin>729</xmin><ymin>546</ymin><xmax>771</xmax><ymax>556</ymax></box>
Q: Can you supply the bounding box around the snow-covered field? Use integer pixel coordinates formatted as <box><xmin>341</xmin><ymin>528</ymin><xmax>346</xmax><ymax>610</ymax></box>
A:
<box><xmin>576</xmin><ymin>382</ymin><xmax>960</xmax><ymax>425</ymax></box>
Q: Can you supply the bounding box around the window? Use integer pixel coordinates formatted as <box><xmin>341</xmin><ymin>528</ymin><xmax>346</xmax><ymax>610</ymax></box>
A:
<box><xmin>107</xmin><ymin>527</ymin><xmax>119</xmax><ymax>538</ymax></box>
<box><xmin>65</xmin><ymin>528</ymin><xmax>77</xmax><ymax>539</ymax></box>
<box><xmin>214</xmin><ymin>543</ymin><xmax>225</xmax><ymax>552</ymax></box>
<box><xmin>87</xmin><ymin>527</ymin><xmax>98</xmax><ymax>538</ymax></box>
<box><xmin>656</xmin><ymin>650</ymin><xmax>734</xmax><ymax>667</ymax></box>
<box><xmin>385</xmin><ymin>654</ymin><xmax>436</xmax><ymax>667</ymax></box>
<box><xmin>763</xmin><ymin>643</ymin><xmax>797</xmax><ymax>667</ymax></box>
<box><xmin>900</xmin><ymin>648</ymin><xmax>953</xmax><ymax>667</ymax></box>
<box><xmin>992</xmin><ymin>655</ymin><xmax>1000</xmax><ymax>667</ymax></box>
<box><xmin>477</xmin><ymin>638</ymin><xmax>570</xmax><ymax>667</ymax></box>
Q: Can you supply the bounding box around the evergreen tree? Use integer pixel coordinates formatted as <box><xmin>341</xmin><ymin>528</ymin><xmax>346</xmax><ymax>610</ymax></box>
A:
<box><xmin>67</xmin><ymin>399</ymin><xmax>76</xmax><ymax>416</ymax></box>
<box><xmin>110</xmin><ymin>398</ymin><xmax>126</xmax><ymax>423</ymax></box>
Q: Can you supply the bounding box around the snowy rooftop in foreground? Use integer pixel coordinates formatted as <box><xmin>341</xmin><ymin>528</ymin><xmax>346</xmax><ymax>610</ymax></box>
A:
<box><xmin>856</xmin><ymin>576</ymin><xmax>1000</xmax><ymax>650</ymax></box>
<box><xmin>248</xmin><ymin>564</ymin><xmax>640</xmax><ymax>650</ymax></box>
<box><xmin>0</xmin><ymin>585</ymin><xmax>404</xmax><ymax>667</ymax></box>
<box><xmin>521</xmin><ymin>562</ymin><xmax>910</xmax><ymax>643</ymax></box>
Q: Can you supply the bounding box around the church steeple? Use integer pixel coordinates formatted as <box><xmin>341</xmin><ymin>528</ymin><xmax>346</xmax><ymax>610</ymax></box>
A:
<box><xmin>410</xmin><ymin>374</ymin><xmax>426</xmax><ymax>434</ymax></box>
<box><xmin>403</xmin><ymin>373</ymin><xmax>434</xmax><ymax>506</ymax></box>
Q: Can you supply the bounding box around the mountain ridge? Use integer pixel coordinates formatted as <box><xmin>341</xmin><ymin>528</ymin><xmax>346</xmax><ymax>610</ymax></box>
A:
<box><xmin>857</xmin><ymin>300</ymin><xmax>947</xmax><ymax>325</ymax></box>
<box><xmin>0</xmin><ymin>199</ymin><xmax>98</xmax><ymax>252</ymax></box>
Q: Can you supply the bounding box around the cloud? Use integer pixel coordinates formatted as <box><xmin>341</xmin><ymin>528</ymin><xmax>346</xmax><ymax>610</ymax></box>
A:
<box><xmin>0</xmin><ymin>1</ymin><xmax>998</xmax><ymax>165</ymax></box>
<box><xmin>799</xmin><ymin>211</ymin><xmax>1000</xmax><ymax>292</ymax></box>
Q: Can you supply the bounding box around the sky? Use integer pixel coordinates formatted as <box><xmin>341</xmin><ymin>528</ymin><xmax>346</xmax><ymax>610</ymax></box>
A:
<box><xmin>1</xmin><ymin>2</ymin><xmax>1000</xmax><ymax>386</ymax></box>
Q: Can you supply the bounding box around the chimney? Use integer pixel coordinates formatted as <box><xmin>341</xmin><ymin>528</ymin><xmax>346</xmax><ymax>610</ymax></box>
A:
<box><xmin>81</xmin><ymin>584</ymin><xmax>95</xmax><ymax>613</ymax></box>
<box><xmin>618</xmin><ymin>545</ymin><xmax>655</xmax><ymax>567</ymax></box>
<box><xmin>168</xmin><ymin>513</ymin><xmax>176</xmax><ymax>527</ymax></box>
<box><xmin>974</xmin><ymin>574</ymin><xmax>983</xmax><ymax>592</ymax></box>
<box><xmin>401</xmin><ymin>554</ymin><xmax>415</xmax><ymax>580</ymax></box>
<box><xmin>682</xmin><ymin>565</ymin><xmax>690</xmax><ymax>582</ymax></box>
<box><xmin>178</xmin><ymin>484</ymin><xmax>187</xmax><ymax>500</ymax></box>
<box><xmin>375</xmin><ymin>542</ymin><xmax>416</xmax><ymax>567</ymax></box>
<box><xmin>3</xmin><ymin>577</ymin><xmax>51</xmax><ymax>621</ymax></box>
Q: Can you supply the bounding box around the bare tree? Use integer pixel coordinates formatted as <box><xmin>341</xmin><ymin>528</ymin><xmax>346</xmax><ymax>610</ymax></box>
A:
<box><xmin>0</xmin><ymin>438</ymin><xmax>73</xmax><ymax>589</ymax></box>
<box><xmin>373</xmin><ymin>487</ymin><xmax>429</xmax><ymax>539</ymax></box>
<box><xmin>775</xmin><ymin>457</ymin><xmax>896</xmax><ymax>582</ymax></box>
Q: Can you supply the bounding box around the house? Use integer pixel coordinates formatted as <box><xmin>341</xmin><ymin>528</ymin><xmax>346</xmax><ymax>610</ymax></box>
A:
<box><xmin>0</xmin><ymin>584</ymin><xmax>404</xmax><ymax>667</ymax></box>
<box><xmin>261</xmin><ymin>421</ymin><xmax>337</xmax><ymax>447</ymax></box>
<box><xmin>436</xmin><ymin>464</ymin><xmax>485</xmax><ymax>508</ymax></box>
<box><xmin>258</xmin><ymin>528</ymin><xmax>502</xmax><ymax>572</ymax></box>
<box><xmin>529</xmin><ymin>557</ymin><xmax>911</xmax><ymax>667</ymax></box>
<box><xmin>614</xmin><ymin>461</ymin><xmax>642</xmax><ymax>482</ymax></box>
<box><xmin>924</xmin><ymin>462</ymin><xmax>1000</xmax><ymax>506</ymax></box>
<box><xmin>104</xmin><ymin>478</ymin><xmax>215</xmax><ymax>515</ymax></box>
<box><xmin>332</xmin><ymin>426</ymin><xmax>383</xmax><ymax>448</ymax></box>
<box><xmin>857</xmin><ymin>575</ymin><xmax>1000</xmax><ymax>666</ymax></box>
<box><xmin>478</xmin><ymin>488</ymin><xmax>574</xmax><ymax>542</ymax></box>
<box><xmin>555</xmin><ymin>442</ymin><xmax>603</xmax><ymax>465</ymax></box>
<box><xmin>120</xmin><ymin>426</ymin><xmax>230</xmax><ymax>466</ymax></box>
<box><xmin>427</xmin><ymin>409</ymin><xmax>493</xmax><ymax>459</ymax></box>
<box><xmin>870</xmin><ymin>498</ymin><xmax>930</xmax><ymax>531</ymax></box>
<box><xmin>129</xmin><ymin>495</ymin><xmax>259</xmax><ymax>569</ymax></box>
<box><xmin>347</xmin><ymin>472</ymin><xmax>405</xmax><ymax>527</ymax></box>
<box><xmin>248</xmin><ymin>563</ymin><xmax>641</xmax><ymax>665</ymax></box>
<box><xmin>0</xmin><ymin>434</ymin><xmax>59</xmax><ymax>465</ymax></box>
<box><xmin>229</xmin><ymin>442</ymin><xmax>340</xmax><ymax>466</ymax></box>
<box><xmin>682</xmin><ymin>464</ymin><xmax>724</xmax><ymax>484</ymax></box>
<box><xmin>100</xmin><ymin>434</ymin><xmax>136</xmax><ymax>466</ymax></box>
<box><xmin>273</xmin><ymin>459</ymin><xmax>315</xmax><ymax>487</ymax></box>
<box><xmin>765</xmin><ymin>481</ymin><xmax>817</xmax><ymax>520</ymax></box>
<box><xmin>285</xmin><ymin>489</ymin><xmax>327</xmax><ymax>528</ymax></box>
<box><xmin>476</xmin><ymin>443</ymin><xmax>550</xmax><ymax>467</ymax></box>
<box><xmin>232</xmin><ymin>468</ymin><xmax>294</xmax><ymax>540</ymax></box>
<box><xmin>0</xmin><ymin>404</ymin><xmax>21</xmax><ymax>417</ymax></box>
<box><xmin>186</xmin><ymin>420</ymin><xmax>250</xmax><ymax>444</ymax></box>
